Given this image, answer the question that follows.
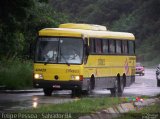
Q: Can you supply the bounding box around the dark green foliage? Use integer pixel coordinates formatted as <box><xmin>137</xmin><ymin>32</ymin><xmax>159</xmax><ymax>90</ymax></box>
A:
<box><xmin>1</xmin><ymin>0</ymin><xmax>160</xmax><ymax>63</ymax></box>
<box><xmin>0</xmin><ymin>0</ymin><xmax>68</xmax><ymax>60</ymax></box>
<box><xmin>0</xmin><ymin>0</ymin><xmax>68</xmax><ymax>89</ymax></box>
<box><xmin>0</xmin><ymin>0</ymin><xmax>160</xmax><ymax>89</ymax></box>
<box><xmin>51</xmin><ymin>0</ymin><xmax>160</xmax><ymax>63</ymax></box>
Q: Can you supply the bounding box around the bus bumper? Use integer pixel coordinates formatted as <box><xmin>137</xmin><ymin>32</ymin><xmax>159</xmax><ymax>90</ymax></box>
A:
<box><xmin>33</xmin><ymin>79</ymin><xmax>83</xmax><ymax>90</ymax></box>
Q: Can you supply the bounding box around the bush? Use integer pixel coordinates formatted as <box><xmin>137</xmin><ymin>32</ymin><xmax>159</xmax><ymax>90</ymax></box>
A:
<box><xmin>0</xmin><ymin>59</ymin><xmax>33</xmax><ymax>90</ymax></box>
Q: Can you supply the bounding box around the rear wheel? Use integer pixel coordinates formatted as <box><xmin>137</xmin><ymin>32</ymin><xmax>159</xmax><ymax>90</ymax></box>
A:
<box><xmin>110</xmin><ymin>79</ymin><xmax>118</xmax><ymax>97</ymax></box>
<box><xmin>118</xmin><ymin>77</ymin><xmax>124</xmax><ymax>95</ymax></box>
<box><xmin>43</xmin><ymin>88</ymin><xmax>53</xmax><ymax>96</ymax></box>
<box><xmin>110</xmin><ymin>76</ymin><xmax>124</xmax><ymax>97</ymax></box>
<box><xmin>157</xmin><ymin>80</ymin><xmax>160</xmax><ymax>87</ymax></box>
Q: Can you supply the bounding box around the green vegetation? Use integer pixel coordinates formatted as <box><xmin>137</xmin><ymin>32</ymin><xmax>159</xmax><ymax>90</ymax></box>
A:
<box><xmin>51</xmin><ymin>0</ymin><xmax>160</xmax><ymax>65</ymax></box>
<box><xmin>0</xmin><ymin>59</ymin><xmax>32</xmax><ymax>89</ymax></box>
<box><xmin>1</xmin><ymin>0</ymin><xmax>160</xmax><ymax>63</ymax></box>
<box><xmin>0</xmin><ymin>0</ymin><xmax>160</xmax><ymax>88</ymax></box>
<box><xmin>0</xmin><ymin>0</ymin><xmax>68</xmax><ymax>89</ymax></box>
<box><xmin>21</xmin><ymin>97</ymin><xmax>122</xmax><ymax>118</ymax></box>
<box><xmin>0</xmin><ymin>0</ymin><xmax>68</xmax><ymax>60</ymax></box>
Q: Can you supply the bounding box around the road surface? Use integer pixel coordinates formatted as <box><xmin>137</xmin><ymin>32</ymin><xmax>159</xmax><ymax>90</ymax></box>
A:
<box><xmin>0</xmin><ymin>68</ymin><xmax>160</xmax><ymax>112</ymax></box>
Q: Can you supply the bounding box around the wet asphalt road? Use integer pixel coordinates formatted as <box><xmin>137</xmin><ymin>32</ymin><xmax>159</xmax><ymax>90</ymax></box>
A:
<box><xmin>0</xmin><ymin>68</ymin><xmax>160</xmax><ymax>112</ymax></box>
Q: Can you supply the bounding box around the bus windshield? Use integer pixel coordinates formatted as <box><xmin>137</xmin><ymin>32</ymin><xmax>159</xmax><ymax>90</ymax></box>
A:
<box><xmin>35</xmin><ymin>37</ymin><xmax>83</xmax><ymax>64</ymax></box>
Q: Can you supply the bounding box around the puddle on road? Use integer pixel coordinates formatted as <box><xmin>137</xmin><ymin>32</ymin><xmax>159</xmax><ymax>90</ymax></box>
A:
<box><xmin>0</xmin><ymin>88</ymin><xmax>150</xmax><ymax>112</ymax></box>
<box><xmin>0</xmin><ymin>89</ymin><xmax>114</xmax><ymax>112</ymax></box>
<box><xmin>0</xmin><ymin>91</ymin><xmax>77</xmax><ymax>112</ymax></box>
<box><xmin>0</xmin><ymin>100</ymin><xmax>32</xmax><ymax>112</ymax></box>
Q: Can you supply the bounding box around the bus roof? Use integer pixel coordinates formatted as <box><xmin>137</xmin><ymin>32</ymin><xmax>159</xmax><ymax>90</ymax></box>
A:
<box><xmin>39</xmin><ymin>23</ymin><xmax>135</xmax><ymax>40</ymax></box>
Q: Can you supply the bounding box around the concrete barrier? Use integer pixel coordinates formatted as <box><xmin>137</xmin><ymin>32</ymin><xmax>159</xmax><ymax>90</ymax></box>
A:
<box><xmin>120</xmin><ymin>103</ymin><xmax>135</xmax><ymax>112</ymax></box>
<box><xmin>78</xmin><ymin>98</ymin><xmax>160</xmax><ymax>119</ymax></box>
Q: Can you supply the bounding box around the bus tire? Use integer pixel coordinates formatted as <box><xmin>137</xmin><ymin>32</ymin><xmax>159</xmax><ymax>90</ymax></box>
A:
<box><xmin>118</xmin><ymin>76</ymin><xmax>124</xmax><ymax>95</ymax></box>
<box><xmin>71</xmin><ymin>89</ymin><xmax>82</xmax><ymax>97</ymax></box>
<box><xmin>110</xmin><ymin>75</ymin><xmax>124</xmax><ymax>97</ymax></box>
<box><xmin>110</xmin><ymin>79</ymin><xmax>118</xmax><ymax>97</ymax></box>
<box><xmin>82</xmin><ymin>78</ymin><xmax>94</xmax><ymax>95</ymax></box>
<box><xmin>85</xmin><ymin>80</ymin><xmax>92</xmax><ymax>95</ymax></box>
<box><xmin>43</xmin><ymin>88</ymin><xmax>53</xmax><ymax>96</ymax></box>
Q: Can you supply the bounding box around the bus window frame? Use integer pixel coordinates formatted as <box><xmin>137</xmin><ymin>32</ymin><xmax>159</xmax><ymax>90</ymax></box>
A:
<box><xmin>122</xmin><ymin>40</ymin><xmax>128</xmax><ymax>55</ymax></box>
<box><xmin>109</xmin><ymin>39</ymin><xmax>116</xmax><ymax>54</ymax></box>
<box><xmin>116</xmin><ymin>40</ymin><xmax>122</xmax><ymax>54</ymax></box>
<box><xmin>89</xmin><ymin>38</ymin><xmax>135</xmax><ymax>56</ymax></box>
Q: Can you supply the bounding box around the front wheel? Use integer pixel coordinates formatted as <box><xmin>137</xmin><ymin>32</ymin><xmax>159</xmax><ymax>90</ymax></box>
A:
<box><xmin>83</xmin><ymin>76</ymin><xmax>95</xmax><ymax>95</ymax></box>
<box><xmin>71</xmin><ymin>89</ymin><xmax>82</xmax><ymax>97</ymax></box>
<box><xmin>157</xmin><ymin>80</ymin><xmax>160</xmax><ymax>87</ymax></box>
<box><xmin>83</xmin><ymin>80</ymin><xmax>92</xmax><ymax>95</ymax></box>
<box><xmin>43</xmin><ymin>88</ymin><xmax>53</xmax><ymax>96</ymax></box>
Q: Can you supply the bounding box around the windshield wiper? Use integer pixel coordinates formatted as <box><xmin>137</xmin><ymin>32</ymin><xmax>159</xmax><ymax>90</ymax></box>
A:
<box><xmin>44</xmin><ymin>58</ymin><xmax>51</xmax><ymax>65</ymax></box>
<box><xmin>60</xmin><ymin>53</ymin><xmax>70</xmax><ymax>66</ymax></box>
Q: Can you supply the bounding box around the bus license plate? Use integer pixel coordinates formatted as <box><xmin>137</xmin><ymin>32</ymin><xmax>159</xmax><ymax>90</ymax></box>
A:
<box><xmin>53</xmin><ymin>85</ymin><xmax>61</xmax><ymax>88</ymax></box>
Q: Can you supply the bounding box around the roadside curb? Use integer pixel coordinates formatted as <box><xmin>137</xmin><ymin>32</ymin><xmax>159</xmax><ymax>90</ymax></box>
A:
<box><xmin>78</xmin><ymin>98</ymin><xmax>160</xmax><ymax>119</ymax></box>
<box><xmin>0</xmin><ymin>89</ymin><xmax>43</xmax><ymax>93</ymax></box>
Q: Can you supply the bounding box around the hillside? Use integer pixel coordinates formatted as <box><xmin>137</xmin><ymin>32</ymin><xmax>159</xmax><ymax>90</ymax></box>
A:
<box><xmin>50</xmin><ymin>0</ymin><xmax>160</xmax><ymax>64</ymax></box>
<box><xmin>0</xmin><ymin>0</ymin><xmax>160</xmax><ymax>65</ymax></box>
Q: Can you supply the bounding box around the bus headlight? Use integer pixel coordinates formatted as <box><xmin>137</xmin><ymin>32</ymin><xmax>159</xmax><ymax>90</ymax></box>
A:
<box><xmin>71</xmin><ymin>75</ymin><xmax>83</xmax><ymax>81</ymax></box>
<box><xmin>34</xmin><ymin>74</ymin><xmax>43</xmax><ymax>79</ymax></box>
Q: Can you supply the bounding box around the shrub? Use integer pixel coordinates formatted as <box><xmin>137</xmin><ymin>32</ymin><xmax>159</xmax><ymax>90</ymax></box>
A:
<box><xmin>0</xmin><ymin>59</ymin><xmax>33</xmax><ymax>90</ymax></box>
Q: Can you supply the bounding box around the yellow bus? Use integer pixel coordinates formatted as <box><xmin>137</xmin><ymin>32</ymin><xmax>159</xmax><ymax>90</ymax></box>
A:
<box><xmin>33</xmin><ymin>23</ymin><xmax>136</xmax><ymax>96</ymax></box>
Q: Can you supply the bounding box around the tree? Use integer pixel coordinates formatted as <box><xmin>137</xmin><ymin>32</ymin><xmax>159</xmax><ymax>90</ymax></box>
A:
<box><xmin>0</xmin><ymin>0</ymin><xmax>69</xmax><ymax>60</ymax></box>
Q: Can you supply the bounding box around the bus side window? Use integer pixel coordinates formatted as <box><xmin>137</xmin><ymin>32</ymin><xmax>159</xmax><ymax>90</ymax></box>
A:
<box><xmin>95</xmin><ymin>39</ymin><xmax>102</xmax><ymax>54</ymax></box>
<box><xmin>109</xmin><ymin>39</ymin><xmax>116</xmax><ymax>54</ymax></box>
<box><xmin>90</xmin><ymin>38</ymin><xmax>95</xmax><ymax>54</ymax></box>
<box><xmin>122</xmin><ymin>40</ymin><xmax>128</xmax><ymax>54</ymax></box>
<box><xmin>116</xmin><ymin>40</ymin><xmax>122</xmax><ymax>54</ymax></box>
<box><xmin>102</xmin><ymin>39</ymin><xmax>109</xmax><ymax>54</ymax></box>
<box><xmin>128</xmin><ymin>41</ymin><xmax>135</xmax><ymax>54</ymax></box>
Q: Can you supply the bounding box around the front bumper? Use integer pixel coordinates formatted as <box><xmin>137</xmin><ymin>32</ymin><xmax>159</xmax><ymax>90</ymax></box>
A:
<box><xmin>33</xmin><ymin>79</ymin><xmax>83</xmax><ymax>90</ymax></box>
<box><xmin>136</xmin><ymin>70</ymin><xmax>144</xmax><ymax>74</ymax></box>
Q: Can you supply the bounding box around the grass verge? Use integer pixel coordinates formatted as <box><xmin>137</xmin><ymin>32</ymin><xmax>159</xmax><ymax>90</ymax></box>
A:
<box><xmin>19</xmin><ymin>97</ymin><xmax>123</xmax><ymax>119</ymax></box>
<box><xmin>0</xmin><ymin>59</ymin><xmax>33</xmax><ymax>89</ymax></box>
<box><xmin>116</xmin><ymin>104</ymin><xmax>160</xmax><ymax>119</ymax></box>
